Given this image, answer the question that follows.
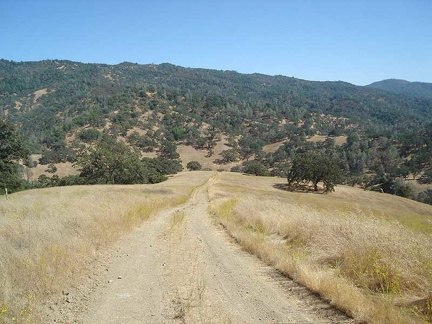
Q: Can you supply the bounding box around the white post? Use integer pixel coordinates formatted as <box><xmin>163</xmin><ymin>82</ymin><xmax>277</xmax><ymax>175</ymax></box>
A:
<box><xmin>5</xmin><ymin>188</ymin><xmax>8</xmax><ymax>200</ymax></box>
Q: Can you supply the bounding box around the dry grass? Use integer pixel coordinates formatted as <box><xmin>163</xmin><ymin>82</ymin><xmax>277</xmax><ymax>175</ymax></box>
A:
<box><xmin>25</xmin><ymin>162</ymin><xmax>80</xmax><ymax>181</ymax></box>
<box><xmin>307</xmin><ymin>134</ymin><xmax>347</xmax><ymax>145</ymax></box>
<box><xmin>262</xmin><ymin>140</ymin><xmax>286</xmax><ymax>153</ymax></box>
<box><xmin>177</xmin><ymin>144</ymin><xmax>217</xmax><ymax>170</ymax></box>
<box><xmin>0</xmin><ymin>171</ymin><xmax>212</xmax><ymax>323</ymax></box>
<box><xmin>32</xmin><ymin>89</ymin><xmax>48</xmax><ymax>103</ymax></box>
<box><xmin>177</xmin><ymin>136</ymin><xmax>238</xmax><ymax>171</ymax></box>
<box><xmin>209</xmin><ymin>173</ymin><xmax>432</xmax><ymax>323</ymax></box>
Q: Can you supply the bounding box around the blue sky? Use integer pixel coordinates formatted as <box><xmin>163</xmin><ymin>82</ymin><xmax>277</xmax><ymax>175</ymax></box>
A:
<box><xmin>0</xmin><ymin>0</ymin><xmax>431</xmax><ymax>85</ymax></box>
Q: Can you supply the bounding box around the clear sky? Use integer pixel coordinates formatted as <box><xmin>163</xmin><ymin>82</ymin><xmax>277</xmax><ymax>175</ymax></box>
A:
<box><xmin>1</xmin><ymin>0</ymin><xmax>431</xmax><ymax>85</ymax></box>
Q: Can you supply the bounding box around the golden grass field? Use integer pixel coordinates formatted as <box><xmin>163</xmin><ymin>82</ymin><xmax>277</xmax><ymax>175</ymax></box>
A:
<box><xmin>0</xmin><ymin>172</ymin><xmax>211</xmax><ymax>323</ymax></box>
<box><xmin>208</xmin><ymin>173</ymin><xmax>432</xmax><ymax>323</ymax></box>
<box><xmin>2</xmin><ymin>171</ymin><xmax>432</xmax><ymax>323</ymax></box>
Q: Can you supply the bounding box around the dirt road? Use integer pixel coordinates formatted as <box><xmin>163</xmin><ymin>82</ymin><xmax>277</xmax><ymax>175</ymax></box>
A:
<box><xmin>46</xmin><ymin>174</ymin><xmax>352</xmax><ymax>323</ymax></box>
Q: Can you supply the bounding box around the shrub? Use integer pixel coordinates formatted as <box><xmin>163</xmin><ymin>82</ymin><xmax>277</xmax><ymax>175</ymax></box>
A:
<box><xmin>391</xmin><ymin>178</ymin><xmax>414</xmax><ymax>198</ymax></box>
<box><xmin>187</xmin><ymin>161</ymin><xmax>202</xmax><ymax>171</ymax></box>
<box><xmin>417</xmin><ymin>190</ymin><xmax>432</xmax><ymax>205</ymax></box>
<box><xmin>243</xmin><ymin>161</ymin><xmax>270</xmax><ymax>176</ymax></box>
<box><xmin>78</xmin><ymin>129</ymin><xmax>101</xmax><ymax>142</ymax></box>
<box><xmin>230</xmin><ymin>165</ymin><xmax>243</xmax><ymax>173</ymax></box>
<box><xmin>220</xmin><ymin>149</ymin><xmax>238</xmax><ymax>163</ymax></box>
<box><xmin>46</xmin><ymin>163</ymin><xmax>57</xmax><ymax>174</ymax></box>
<box><xmin>418</xmin><ymin>169</ymin><xmax>432</xmax><ymax>184</ymax></box>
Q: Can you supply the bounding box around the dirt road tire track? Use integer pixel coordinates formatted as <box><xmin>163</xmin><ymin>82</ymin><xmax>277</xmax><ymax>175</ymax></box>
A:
<box><xmin>45</xmin><ymin>174</ymin><xmax>353</xmax><ymax>323</ymax></box>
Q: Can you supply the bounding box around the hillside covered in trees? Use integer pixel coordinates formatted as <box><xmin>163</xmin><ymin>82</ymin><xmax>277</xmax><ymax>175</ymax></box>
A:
<box><xmin>1</xmin><ymin>59</ymin><xmax>431</xmax><ymax>203</ymax></box>
<box><xmin>367</xmin><ymin>79</ymin><xmax>432</xmax><ymax>100</ymax></box>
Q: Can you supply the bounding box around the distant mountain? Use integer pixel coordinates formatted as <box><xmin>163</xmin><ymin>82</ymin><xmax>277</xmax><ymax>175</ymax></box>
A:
<box><xmin>367</xmin><ymin>79</ymin><xmax>432</xmax><ymax>100</ymax></box>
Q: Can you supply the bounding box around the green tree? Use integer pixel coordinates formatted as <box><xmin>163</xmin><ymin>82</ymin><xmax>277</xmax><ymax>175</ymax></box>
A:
<box><xmin>391</xmin><ymin>178</ymin><xmax>413</xmax><ymax>198</ymax></box>
<box><xmin>417</xmin><ymin>190</ymin><xmax>432</xmax><ymax>205</ymax></box>
<box><xmin>143</xmin><ymin>157</ymin><xmax>183</xmax><ymax>175</ymax></box>
<box><xmin>230</xmin><ymin>165</ymin><xmax>243</xmax><ymax>173</ymax></box>
<box><xmin>220</xmin><ymin>149</ymin><xmax>238</xmax><ymax>163</ymax></box>
<box><xmin>159</xmin><ymin>140</ymin><xmax>180</xmax><ymax>160</ymax></box>
<box><xmin>187</xmin><ymin>161</ymin><xmax>202</xmax><ymax>171</ymax></box>
<box><xmin>418</xmin><ymin>169</ymin><xmax>432</xmax><ymax>184</ymax></box>
<box><xmin>171</xmin><ymin>126</ymin><xmax>185</xmax><ymax>141</ymax></box>
<box><xmin>78</xmin><ymin>128</ymin><xmax>101</xmax><ymax>142</ymax></box>
<box><xmin>288</xmin><ymin>153</ymin><xmax>341</xmax><ymax>192</ymax></box>
<box><xmin>77</xmin><ymin>138</ymin><xmax>166</xmax><ymax>184</ymax></box>
<box><xmin>243</xmin><ymin>160</ymin><xmax>270</xmax><ymax>176</ymax></box>
<box><xmin>46</xmin><ymin>163</ymin><xmax>57</xmax><ymax>173</ymax></box>
<box><xmin>0</xmin><ymin>119</ymin><xmax>29</xmax><ymax>192</ymax></box>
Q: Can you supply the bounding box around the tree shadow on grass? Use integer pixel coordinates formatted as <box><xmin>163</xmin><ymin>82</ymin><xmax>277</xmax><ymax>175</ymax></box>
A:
<box><xmin>273</xmin><ymin>183</ymin><xmax>325</xmax><ymax>194</ymax></box>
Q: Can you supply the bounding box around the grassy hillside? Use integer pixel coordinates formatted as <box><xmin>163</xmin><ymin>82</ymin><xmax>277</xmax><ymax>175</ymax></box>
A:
<box><xmin>209</xmin><ymin>173</ymin><xmax>432</xmax><ymax>323</ymax></box>
<box><xmin>2</xmin><ymin>172</ymin><xmax>432</xmax><ymax>322</ymax></box>
<box><xmin>0</xmin><ymin>171</ymin><xmax>211</xmax><ymax>323</ymax></box>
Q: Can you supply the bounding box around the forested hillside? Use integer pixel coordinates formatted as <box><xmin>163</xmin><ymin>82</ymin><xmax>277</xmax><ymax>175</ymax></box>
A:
<box><xmin>0</xmin><ymin>59</ymin><xmax>431</xmax><ymax>203</ymax></box>
<box><xmin>367</xmin><ymin>79</ymin><xmax>432</xmax><ymax>100</ymax></box>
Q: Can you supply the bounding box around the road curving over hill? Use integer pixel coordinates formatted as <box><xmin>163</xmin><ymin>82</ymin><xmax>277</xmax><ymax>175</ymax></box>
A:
<box><xmin>46</xmin><ymin>174</ymin><xmax>353</xmax><ymax>323</ymax></box>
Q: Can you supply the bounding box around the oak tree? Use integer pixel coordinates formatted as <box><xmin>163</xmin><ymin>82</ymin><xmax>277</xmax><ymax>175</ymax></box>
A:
<box><xmin>288</xmin><ymin>153</ymin><xmax>341</xmax><ymax>192</ymax></box>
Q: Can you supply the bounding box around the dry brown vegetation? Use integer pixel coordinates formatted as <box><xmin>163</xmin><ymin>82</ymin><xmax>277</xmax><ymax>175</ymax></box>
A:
<box><xmin>307</xmin><ymin>134</ymin><xmax>348</xmax><ymax>145</ymax></box>
<box><xmin>3</xmin><ymin>171</ymin><xmax>432</xmax><ymax>323</ymax></box>
<box><xmin>262</xmin><ymin>140</ymin><xmax>286</xmax><ymax>153</ymax></box>
<box><xmin>208</xmin><ymin>173</ymin><xmax>432</xmax><ymax>323</ymax></box>
<box><xmin>0</xmin><ymin>172</ymin><xmax>211</xmax><ymax>323</ymax></box>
